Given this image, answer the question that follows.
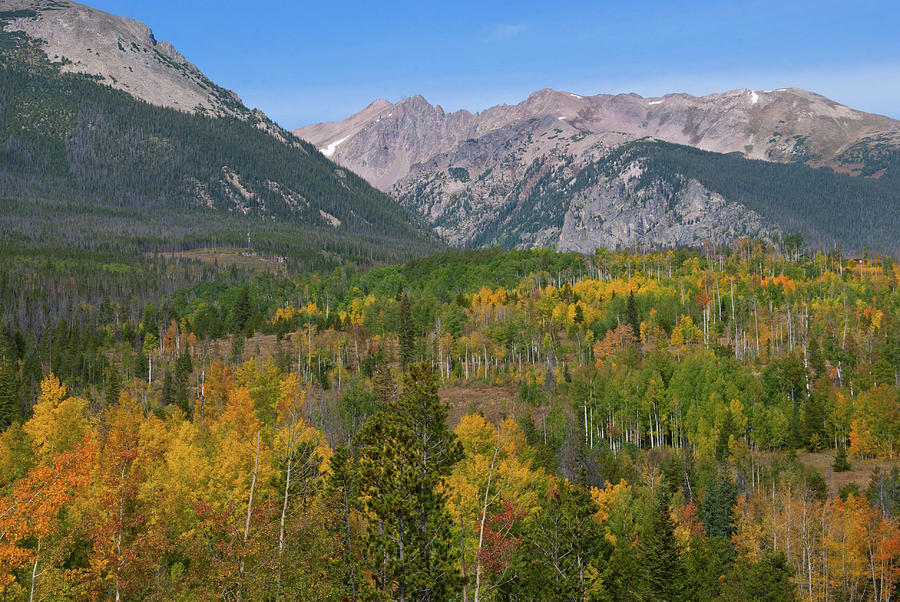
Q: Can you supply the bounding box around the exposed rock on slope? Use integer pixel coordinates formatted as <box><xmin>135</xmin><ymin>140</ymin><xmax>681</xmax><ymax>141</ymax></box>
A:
<box><xmin>296</xmin><ymin>88</ymin><xmax>900</xmax><ymax>188</ymax></box>
<box><xmin>0</xmin><ymin>1</ymin><xmax>440</xmax><ymax>263</ymax></box>
<box><xmin>297</xmin><ymin>88</ymin><xmax>900</xmax><ymax>253</ymax></box>
<box><xmin>556</xmin><ymin>171</ymin><xmax>774</xmax><ymax>253</ymax></box>
<box><xmin>3</xmin><ymin>0</ymin><xmax>241</xmax><ymax>116</ymax></box>
<box><xmin>393</xmin><ymin>138</ymin><xmax>777</xmax><ymax>251</ymax></box>
<box><xmin>1</xmin><ymin>0</ymin><xmax>301</xmax><ymax>144</ymax></box>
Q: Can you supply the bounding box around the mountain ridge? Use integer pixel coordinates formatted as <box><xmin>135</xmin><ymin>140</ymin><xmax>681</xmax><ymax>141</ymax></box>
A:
<box><xmin>295</xmin><ymin>88</ymin><xmax>900</xmax><ymax>254</ymax></box>
<box><xmin>295</xmin><ymin>87</ymin><xmax>900</xmax><ymax>188</ymax></box>
<box><xmin>0</xmin><ymin>1</ymin><xmax>442</xmax><ymax>267</ymax></box>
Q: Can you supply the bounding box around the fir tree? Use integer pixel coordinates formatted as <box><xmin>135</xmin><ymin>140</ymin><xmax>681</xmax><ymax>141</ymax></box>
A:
<box><xmin>174</xmin><ymin>354</ymin><xmax>193</xmax><ymax>416</ymax></box>
<box><xmin>0</xmin><ymin>361</ymin><xmax>19</xmax><ymax>430</ymax></box>
<box><xmin>643</xmin><ymin>492</ymin><xmax>686</xmax><ymax>601</ymax></box>
<box><xmin>354</xmin><ymin>362</ymin><xmax>463</xmax><ymax>600</ymax></box>
<box><xmin>510</xmin><ymin>479</ymin><xmax>608</xmax><ymax>600</ymax></box>
<box><xmin>104</xmin><ymin>370</ymin><xmax>121</xmax><ymax>407</ymax></box>
<box><xmin>700</xmin><ymin>467</ymin><xmax>738</xmax><ymax>538</ymax></box>
<box><xmin>398</xmin><ymin>293</ymin><xmax>415</xmax><ymax>368</ymax></box>
<box><xmin>161</xmin><ymin>368</ymin><xmax>175</xmax><ymax>406</ymax></box>
<box><xmin>832</xmin><ymin>445</ymin><xmax>851</xmax><ymax>472</ymax></box>
<box><xmin>326</xmin><ymin>445</ymin><xmax>362</xmax><ymax>598</ymax></box>
<box><xmin>626</xmin><ymin>290</ymin><xmax>641</xmax><ymax>339</ymax></box>
<box><xmin>721</xmin><ymin>552</ymin><xmax>797</xmax><ymax>601</ymax></box>
<box><xmin>231</xmin><ymin>285</ymin><xmax>252</xmax><ymax>335</ymax></box>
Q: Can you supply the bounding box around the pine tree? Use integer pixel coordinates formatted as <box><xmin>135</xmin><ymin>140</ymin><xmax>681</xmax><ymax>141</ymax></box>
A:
<box><xmin>174</xmin><ymin>354</ymin><xmax>193</xmax><ymax>417</ymax></box>
<box><xmin>833</xmin><ymin>445</ymin><xmax>851</xmax><ymax>472</ymax></box>
<box><xmin>626</xmin><ymin>290</ymin><xmax>641</xmax><ymax>339</ymax></box>
<box><xmin>721</xmin><ymin>552</ymin><xmax>796</xmax><ymax>601</ymax></box>
<box><xmin>398</xmin><ymin>293</ymin><xmax>415</xmax><ymax>368</ymax></box>
<box><xmin>643</xmin><ymin>492</ymin><xmax>686</xmax><ymax>601</ymax></box>
<box><xmin>0</xmin><ymin>361</ymin><xmax>19</xmax><ymax>430</ymax></box>
<box><xmin>700</xmin><ymin>467</ymin><xmax>737</xmax><ymax>538</ymax></box>
<box><xmin>354</xmin><ymin>362</ymin><xmax>463</xmax><ymax>600</ymax></box>
<box><xmin>231</xmin><ymin>285</ymin><xmax>252</xmax><ymax>334</ymax></box>
<box><xmin>161</xmin><ymin>368</ymin><xmax>175</xmax><ymax>406</ymax></box>
<box><xmin>511</xmin><ymin>479</ymin><xmax>608</xmax><ymax>600</ymax></box>
<box><xmin>372</xmin><ymin>363</ymin><xmax>396</xmax><ymax>405</ymax></box>
<box><xmin>104</xmin><ymin>370</ymin><xmax>121</xmax><ymax>407</ymax></box>
<box><xmin>326</xmin><ymin>445</ymin><xmax>362</xmax><ymax>598</ymax></box>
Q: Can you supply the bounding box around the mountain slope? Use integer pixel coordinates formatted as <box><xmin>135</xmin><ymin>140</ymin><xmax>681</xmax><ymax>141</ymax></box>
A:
<box><xmin>3</xmin><ymin>0</ymin><xmax>245</xmax><ymax>118</ymax></box>
<box><xmin>0</xmin><ymin>3</ymin><xmax>441</xmax><ymax>267</ymax></box>
<box><xmin>296</xmin><ymin>88</ymin><xmax>900</xmax><ymax>187</ymax></box>
<box><xmin>296</xmin><ymin>89</ymin><xmax>900</xmax><ymax>255</ymax></box>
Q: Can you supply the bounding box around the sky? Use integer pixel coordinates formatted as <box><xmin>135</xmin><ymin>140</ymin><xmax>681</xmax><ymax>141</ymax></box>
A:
<box><xmin>86</xmin><ymin>0</ymin><xmax>900</xmax><ymax>129</ymax></box>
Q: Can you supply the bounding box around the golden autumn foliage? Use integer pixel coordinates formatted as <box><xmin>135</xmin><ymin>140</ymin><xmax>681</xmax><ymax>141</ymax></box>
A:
<box><xmin>592</xmin><ymin>324</ymin><xmax>638</xmax><ymax>369</ymax></box>
<box><xmin>24</xmin><ymin>374</ymin><xmax>93</xmax><ymax>462</ymax></box>
<box><xmin>0</xmin><ymin>441</ymin><xmax>95</xmax><ymax>594</ymax></box>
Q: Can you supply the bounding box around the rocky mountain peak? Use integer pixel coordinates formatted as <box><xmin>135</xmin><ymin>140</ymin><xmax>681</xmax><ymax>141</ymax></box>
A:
<box><xmin>1</xmin><ymin>0</ymin><xmax>245</xmax><ymax>117</ymax></box>
<box><xmin>296</xmin><ymin>86</ymin><xmax>900</xmax><ymax>192</ymax></box>
<box><xmin>295</xmin><ymin>86</ymin><xmax>900</xmax><ymax>253</ymax></box>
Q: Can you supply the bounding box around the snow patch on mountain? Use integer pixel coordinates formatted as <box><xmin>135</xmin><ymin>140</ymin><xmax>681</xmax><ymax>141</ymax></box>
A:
<box><xmin>320</xmin><ymin>135</ymin><xmax>351</xmax><ymax>157</ymax></box>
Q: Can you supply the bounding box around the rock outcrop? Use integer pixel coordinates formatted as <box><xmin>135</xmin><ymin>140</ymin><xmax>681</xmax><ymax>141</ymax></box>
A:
<box><xmin>296</xmin><ymin>88</ymin><xmax>900</xmax><ymax>251</ymax></box>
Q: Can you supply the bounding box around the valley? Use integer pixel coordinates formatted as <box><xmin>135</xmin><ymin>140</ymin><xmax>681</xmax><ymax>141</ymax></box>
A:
<box><xmin>0</xmin><ymin>1</ymin><xmax>898</xmax><ymax>600</ymax></box>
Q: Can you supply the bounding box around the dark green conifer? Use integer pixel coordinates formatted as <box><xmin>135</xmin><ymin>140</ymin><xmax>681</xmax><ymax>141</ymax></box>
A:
<box><xmin>700</xmin><ymin>467</ymin><xmax>738</xmax><ymax>538</ymax></box>
<box><xmin>353</xmin><ymin>362</ymin><xmax>463</xmax><ymax>599</ymax></box>
<box><xmin>626</xmin><ymin>290</ymin><xmax>641</xmax><ymax>339</ymax></box>
<box><xmin>643</xmin><ymin>492</ymin><xmax>686</xmax><ymax>601</ymax></box>
<box><xmin>832</xmin><ymin>445</ymin><xmax>851</xmax><ymax>472</ymax></box>
<box><xmin>398</xmin><ymin>293</ymin><xmax>415</xmax><ymax>368</ymax></box>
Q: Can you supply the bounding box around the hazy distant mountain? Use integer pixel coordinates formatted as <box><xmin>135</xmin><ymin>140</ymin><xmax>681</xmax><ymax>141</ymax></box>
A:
<box><xmin>296</xmin><ymin>89</ymin><xmax>900</xmax><ymax>254</ymax></box>
<box><xmin>0</xmin><ymin>1</ymin><xmax>440</xmax><ymax>265</ymax></box>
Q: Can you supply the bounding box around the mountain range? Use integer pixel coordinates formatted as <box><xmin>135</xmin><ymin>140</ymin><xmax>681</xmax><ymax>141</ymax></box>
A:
<box><xmin>3</xmin><ymin>0</ymin><xmax>899</xmax><ymax>259</ymax></box>
<box><xmin>296</xmin><ymin>89</ymin><xmax>900</xmax><ymax>254</ymax></box>
<box><xmin>0</xmin><ymin>0</ymin><xmax>440</xmax><ymax>268</ymax></box>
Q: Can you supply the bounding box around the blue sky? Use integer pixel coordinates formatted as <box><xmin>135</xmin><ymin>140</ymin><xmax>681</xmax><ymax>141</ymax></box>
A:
<box><xmin>87</xmin><ymin>0</ymin><xmax>900</xmax><ymax>128</ymax></box>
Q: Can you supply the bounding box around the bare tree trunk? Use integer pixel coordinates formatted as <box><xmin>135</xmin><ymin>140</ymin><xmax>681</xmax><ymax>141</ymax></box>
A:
<box><xmin>474</xmin><ymin>441</ymin><xmax>501</xmax><ymax>602</ymax></box>
<box><xmin>276</xmin><ymin>412</ymin><xmax>298</xmax><ymax>598</ymax></box>
<box><xmin>115</xmin><ymin>463</ymin><xmax>127</xmax><ymax>602</ymax></box>
<box><xmin>239</xmin><ymin>430</ymin><xmax>261</xmax><ymax>599</ymax></box>
<box><xmin>29</xmin><ymin>539</ymin><xmax>42</xmax><ymax>602</ymax></box>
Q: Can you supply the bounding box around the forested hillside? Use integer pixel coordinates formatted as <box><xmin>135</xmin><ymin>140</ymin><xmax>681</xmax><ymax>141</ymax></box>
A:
<box><xmin>2</xmin><ymin>241</ymin><xmax>899</xmax><ymax>599</ymax></box>
<box><xmin>595</xmin><ymin>141</ymin><xmax>900</xmax><ymax>255</ymax></box>
<box><xmin>0</xmin><ymin>14</ymin><xmax>440</xmax><ymax>264</ymax></box>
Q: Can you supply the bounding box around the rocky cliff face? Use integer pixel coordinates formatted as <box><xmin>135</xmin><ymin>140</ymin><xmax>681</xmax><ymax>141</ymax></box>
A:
<box><xmin>556</xmin><ymin>167</ymin><xmax>775</xmax><ymax>253</ymax></box>
<box><xmin>296</xmin><ymin>88</ymin><xmax>900</xmax><ymax>252</ymax></box>
<box><xmin>392</xmin><ymin>135</ymin><xmax>777</xmax><ymax>251</ymax></box>
<box><xmin>2</xmin><ymin>1</ymin><xmax>240</xmax><ymax>115</ymax></box>
<box><xmin>296</xmin><ymin>88</ymin><xmax>900</xmax><ymax>187</ymax></box>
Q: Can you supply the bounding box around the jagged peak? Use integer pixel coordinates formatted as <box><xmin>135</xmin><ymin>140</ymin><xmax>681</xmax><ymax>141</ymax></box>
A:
<box><xmin>397</xmin><ymin>94</ymin><xmax>435</xmax><ymax>109</ymax></box>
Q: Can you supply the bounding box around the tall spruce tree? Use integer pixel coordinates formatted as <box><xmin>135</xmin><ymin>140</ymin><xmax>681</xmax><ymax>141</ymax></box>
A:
<box><xmin>832</xmin><ymin>445</ymin><xmax>851</xmax><ymax>472</ymax></box>
<box><xmin>700</xmin><ymin>467</ymin><xmax>738</xmax><ymax>538</ymax></box>
<box><xmin>398</xmin><ymin>293</ymin><xmax>416</xmax><ymax>368</ymax></box>
<box><xmin>354</xmin><ymin>362</ymin><xmax>463</xmax><ymax>600</ymax></box>
<box><xmin>0</xmin><ymin>334</ymin><xmax>19</xmax><ymax>429</ymax></box>
<box><xmin>0</xmin><ymin>361</ymin><xmax>18</xmax><ymax>430</ymax></box>
<box><xmin>510</xmin><ymin>479</ymin><xmax>609</xmax><ymax>600</ymax></box>
<box><xmin>626</xmin><ymin>290</ymin><xmax>641</xmax><ymax>339</ymax></box>
<box><xmin>643</xmin><ymin>492</ymin><xmax>686</xmax><ymax>601</ymax></box>
<box><xmin>326</xmin><ymin>445</ymin><xmax>362</xmax><ymax>598</ymax></box>
<box><xmin>104</xmin><ymin>369</ymin><xmax>121</xmax><ymax>407</ymax></box>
